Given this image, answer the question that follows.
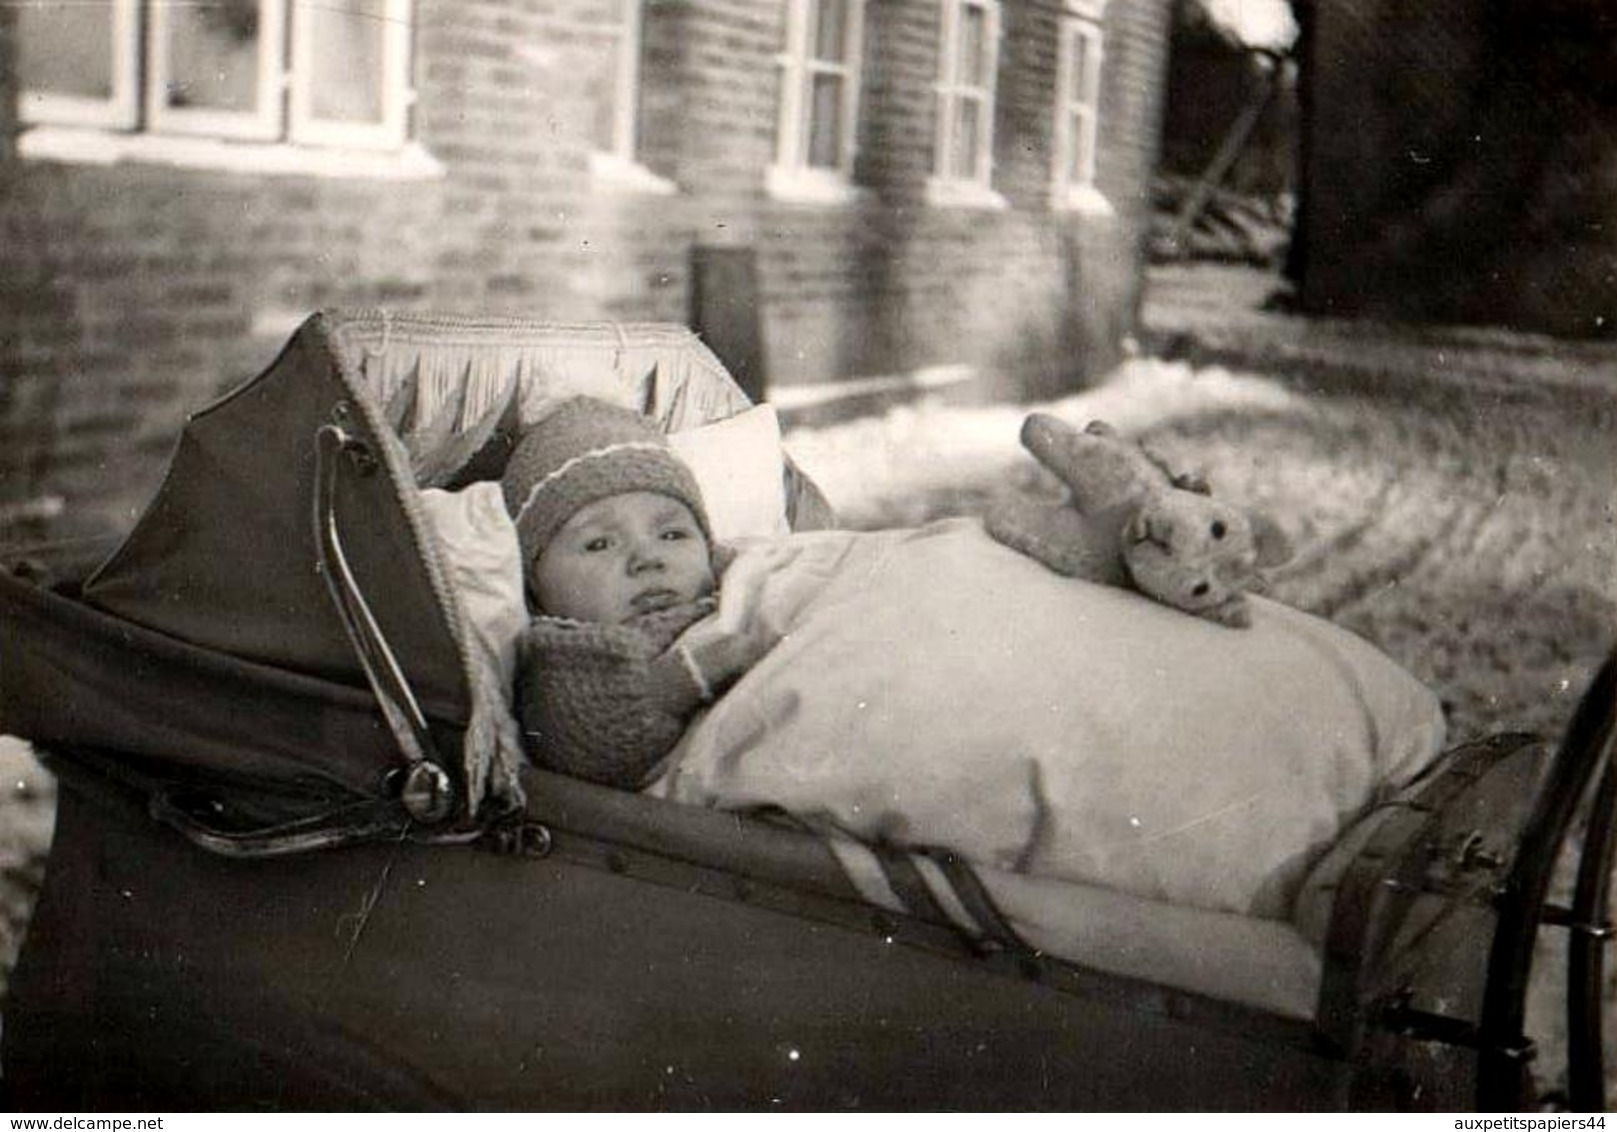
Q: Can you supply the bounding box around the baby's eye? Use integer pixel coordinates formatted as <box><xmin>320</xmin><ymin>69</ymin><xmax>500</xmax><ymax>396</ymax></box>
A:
<box><xmin>1210</xmin><ymin>521</ymin><xmax>1227</xmax><ymax>540</ymax></box>
<box><xmin>583</xmin><ymin>536</ymin><xmax>612</xmax><ymax>553</ymax></box>
<box><xmin>660</xmin><ymin>527</ymin><xmax>691</xmax><ymax>542</ymax></box>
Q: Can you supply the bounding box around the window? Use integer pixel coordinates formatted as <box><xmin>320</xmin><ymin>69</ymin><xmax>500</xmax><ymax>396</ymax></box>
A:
<box><xmin>770</xmin><ymin>0</ymin><xmax>866</xmax><ymax>204</ymax></box>
<box><xmin>16</xmin><ymin>0</ymin><xmax>139</xmax><ymax>129</ymax></box>
<box><xmin>586</xmin><ymin>0</ymin><xmax>675</xmax><ymax>194</ymax></box>
<box><xmin>289</xmin><ymin>0</ymin><xmax>413</xmax><ymax>150</ymax></box>
<box><xmin>589</xmin><ymin>0</ymin><xmax>643</xmax><ymax>166</ymax></box>
<box><xmin>17</xmin><ymin>1</ymin><xmax>427</xmax><ymax>174</ymax></box>
<box><xmin>929</xmin><ymin>0</ymin><xmax>1003</xmax><ymax>208</ymax></box>
<box><xmin>1052</xmin><ymin>2</ymin><xmax>1111</xmax><ymax>214</ymax></box>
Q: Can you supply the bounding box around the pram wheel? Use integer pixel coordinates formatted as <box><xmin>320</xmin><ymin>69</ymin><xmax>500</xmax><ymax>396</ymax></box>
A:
<box><xmin>1480</xmin><ymin>652</ymin><xmax>1616</xmax><ymax>1111</ymax></box>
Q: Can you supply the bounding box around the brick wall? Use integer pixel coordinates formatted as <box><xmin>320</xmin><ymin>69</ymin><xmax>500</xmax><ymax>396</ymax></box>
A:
<box><xmin>0</xmin><ymin>4</ymin><xmax>13</xmax><ymax>163</ymax></box>
<box><xmin>1293</xmin><ymin>0</ymin><xmax>1617</xmax><ymax>337</ymax></box>
<box><xmin>0</xmin><ymin>0</ymin><xmax>1172</xmax><ymax>565</ymax></box>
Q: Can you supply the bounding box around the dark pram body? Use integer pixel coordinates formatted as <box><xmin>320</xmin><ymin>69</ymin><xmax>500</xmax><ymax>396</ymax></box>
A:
<box><xmin>2</xmin><ymin>311</ymin><xmax>1612</xmax><ymax>1110</ymax></box>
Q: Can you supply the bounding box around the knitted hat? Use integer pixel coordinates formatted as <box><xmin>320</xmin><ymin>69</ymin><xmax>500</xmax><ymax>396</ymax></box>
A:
<box><xmin>500</xmin><ymin>396</ymin><xmax>710</xmax><ymax>568</ymax></box>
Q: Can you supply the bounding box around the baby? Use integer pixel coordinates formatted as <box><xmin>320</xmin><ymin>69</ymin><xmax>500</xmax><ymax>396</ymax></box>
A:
<box><xmin>501</xmin><ymin>396</ymin><xmax>777</xmax><ymax>789</ymax></box>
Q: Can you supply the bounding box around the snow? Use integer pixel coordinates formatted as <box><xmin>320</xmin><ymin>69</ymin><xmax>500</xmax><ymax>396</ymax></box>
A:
<box><xmin>1194</xmin><ymin>0</ymin><xmax>1298</xmax><ymax>52</ymax></box>
<box><xmin>781</xmin><ymin>355</ymin><xmax>1303</xmax><ymax>526</ymax></box>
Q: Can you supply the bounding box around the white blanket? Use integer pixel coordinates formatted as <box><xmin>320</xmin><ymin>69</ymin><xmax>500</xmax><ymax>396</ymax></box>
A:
<box><xmin>651</xmin><ymin>519</ymin><xmax>1446</xmax><ymax>920</ymax></box>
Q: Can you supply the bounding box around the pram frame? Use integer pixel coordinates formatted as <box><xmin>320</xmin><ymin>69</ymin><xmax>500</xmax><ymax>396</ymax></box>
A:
<box><xmin>1</xmin><ymin>311</ymin><xmax>1612</xmax><ymax>1111</ymax></box>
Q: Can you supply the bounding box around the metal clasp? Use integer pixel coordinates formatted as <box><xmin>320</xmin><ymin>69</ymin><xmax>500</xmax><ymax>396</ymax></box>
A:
<box><xmin>482</xmin><ymin>821</ymin><xmax>554</xmax><ymax>859</ymax></box>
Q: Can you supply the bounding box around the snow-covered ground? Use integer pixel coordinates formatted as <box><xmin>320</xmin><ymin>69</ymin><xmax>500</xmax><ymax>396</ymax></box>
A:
<box><xmin>782</xmin><ymin>355</ymin><xmax>1306</xmax><ymax>528</ymax></box>
<box><xmin>0</xmin><ymin>736</ymin><xmax>53</xmax><ymax>996</ymax></box>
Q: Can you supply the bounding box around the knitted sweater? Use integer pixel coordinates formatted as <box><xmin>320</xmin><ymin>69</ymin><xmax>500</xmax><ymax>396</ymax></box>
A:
<box><xmin>515</xmin><ymin>599</ymin><xmax>719</xmax><ymax>789</ymax></box>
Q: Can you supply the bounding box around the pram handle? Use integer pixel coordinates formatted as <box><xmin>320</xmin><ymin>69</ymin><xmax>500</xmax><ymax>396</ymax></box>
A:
<box><xmin>313</xmin><ymin>422</ymin><xmax>457</xmax><ymax>825</ymax></box>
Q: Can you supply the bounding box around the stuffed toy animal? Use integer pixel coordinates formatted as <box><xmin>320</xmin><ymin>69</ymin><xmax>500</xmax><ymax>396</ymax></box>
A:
<box><xmin>985</xmin><ymin>414</ymin><xmax>1291</xmax><ymax>628</ymax></box>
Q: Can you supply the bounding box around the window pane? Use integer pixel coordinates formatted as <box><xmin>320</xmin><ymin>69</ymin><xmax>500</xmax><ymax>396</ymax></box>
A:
<box><xmin>18</xmin><ymin>2</ymin><xmax>115</xmax><ymax>98</ymax></box>
<box><xmin>1067</xmin><ymin>110</ymin><xmax>1089</xmax><ymax>182</ymax></box>
<box><xmin>808</xmin><ymin>73</ymin><xmax>843</xmax><ymax>167</ymax></box>
<box><xmin>1068</xmin><ymin>36</ymin><xmax>1090</xmax><ymax>104</ymax></box>
<box><xmin>953</xmin><ymin>97</ymin><xmax>980</xmax><ymax>178</ymax></box>
<box><xmin>813</xmin><ymin>0</ymin><xmax>848</xmax><ymax>63</ymax></box>
<box><xmin>162</xmin><ymin>0</ymin><xmax>264</xmax><ymax>111</ymax></box>
<box><xmin>306</xmin><ymin>0</ymin><xmax>389</xmax><ymax>123</ymax></box>
<box><xmin>587</xmin><ymin>28</ymin><xmax>623</xmax><ymax>152</ymax></box>
<box><xmin>959</xmin><ymin>5</ymin><xmax>987</xmax><ymax>88</ymax></box>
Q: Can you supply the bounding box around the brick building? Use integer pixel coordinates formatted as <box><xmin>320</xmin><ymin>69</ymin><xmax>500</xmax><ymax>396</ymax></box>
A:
<box><xmin>0</xmin><ymin>0</ymin><xmax>1174</xmax><ymax>562</ymax></box>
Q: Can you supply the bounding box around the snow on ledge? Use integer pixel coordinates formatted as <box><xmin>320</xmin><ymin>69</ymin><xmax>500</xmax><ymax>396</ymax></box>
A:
<box><xmin>766</xmin><ymin>165</ymin><xmax>871</xmax><ymax>207</ymax></box>
<box><xmin>925</xmin><ymin>177</ymin><xmax>1009</xmax><ymax>211</ymax></box>
<box><xmin>19</xmin><ymin>126</ymin><xmax>445</xmax><ymax>181</ymax></box>
<box><xmin>1052</xmin><ymin>184</ymin><xmax>1116</xmax><ymax>218</ymax></box>
<box><xmin>771</xmin><ymin>365</ymin><xmax>975</xmax><ymax>411</ymax></box>
<box><xmin>589</xmin><ymin>152</ymin><xmax>679</xmax><ymax>196</ymax></box>
<box><xmin>1195</xmin><ymin>0</ymin><xmax>1297</xmax><ymax>52</ymax></box>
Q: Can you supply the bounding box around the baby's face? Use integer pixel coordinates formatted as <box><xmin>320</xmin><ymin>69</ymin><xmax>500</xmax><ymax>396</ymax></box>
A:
<box><xmin>532</xmin><ymin>491</ymin><xmax>714</xmax><ymax>625</ymax></box>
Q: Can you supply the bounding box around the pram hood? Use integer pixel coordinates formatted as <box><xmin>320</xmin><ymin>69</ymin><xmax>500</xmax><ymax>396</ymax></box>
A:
<box><xmin>83</xmin><ymin>313</ymin><xmax>470</xmax><ymax>719</ymax></box>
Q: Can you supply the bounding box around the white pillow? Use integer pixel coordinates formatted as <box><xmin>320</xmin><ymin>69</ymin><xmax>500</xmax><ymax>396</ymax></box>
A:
<box><xmin>418</xmin><ymin>482</ymin><xmax>528</xmax><ymax>689</ymax></box>
<box><xmin>418</xmin><ymin>482</ymin><xmax>530</xmax><ymax>810</ymax></box>
<box><xmin>669</xmin><ymin>405</ymin><xmax>791</xmax><ymax>542</ymax></box>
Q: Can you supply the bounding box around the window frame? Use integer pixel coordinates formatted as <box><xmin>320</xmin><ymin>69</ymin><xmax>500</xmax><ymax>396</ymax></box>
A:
<box><xmin>16</xmin><ymin>0</ymin><xmax>141</xmax><ymax>129</ymax></box>
<box><xmin>144</xmin><ymin>0</ymin><xmax>287</xmax><ymax>142</ymax></box>
<box><xmin>1047</xmin><ymin>0</ymin><xmax>1112</xmax><ymax>215</ymax></box>
<box><xmin>586</xmin><ymin>0</ymin><xmax>676</xmax><ymax>194</ymax></box>
<box><xmin>928</xmin><ymin>0</ymin><xmax>1004</xmax><ymax>208</ymax></box>
<box><xmin>593</xmin><ymin>0</ymin><xmax>645</xmax><ymax>166</ymax></box>
<box><xmin>17</xmin><ymin>0</ymin><xmax>418</xmax><ymax>156</ymax></box>
<box><xmin>769</xmin><ymin>0</ymin><xmax>867</xmax><ymax>204</ymax></box>
<box><xmin>1051</xmin><ymin>8</ymin><xmax>1108</xmax><ymax>211</ymax></box>
<box><xmin>289</xmin><ymin>0</ymin><xmax>415</xmax><ymax>151</ymax></box>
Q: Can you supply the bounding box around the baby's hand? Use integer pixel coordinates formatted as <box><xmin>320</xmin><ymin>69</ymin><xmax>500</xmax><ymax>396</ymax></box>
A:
<box><xmin>675</xmin><ymin>608</ymin><xmax>783</xmax><ymax>695</ymax></box>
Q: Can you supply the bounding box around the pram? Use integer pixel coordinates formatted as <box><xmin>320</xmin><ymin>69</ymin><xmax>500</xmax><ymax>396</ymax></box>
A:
<box><xmin>1</xmin><ymin>310</ymin><xmax>1612</xmax><ymax>1111</ymax></box>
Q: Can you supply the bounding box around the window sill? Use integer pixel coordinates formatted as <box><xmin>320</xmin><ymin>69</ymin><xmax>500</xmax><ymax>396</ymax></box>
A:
<box><xmin>765</xmin><ymin>165</ymin><xmax>870</xmax><ymax>207</ymax></box>
<box><xmin>17</xmin><ymin>125</ymin><xmax>445</xmax><ymax>180</ymax></box>
<box><xmin>924</xmin><ymin>177</ymin><xmax>1008</xmax><ymax>211</ymax></box>
<box><xmin>589</xmin><ymin>152</ymin><xmax>678</xmax><ymax>196</ymax></box>
<box><xmin>1053</xmin><ymin>184</ymin><xmax>1115</xmax><ymax>218</ymax></box>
